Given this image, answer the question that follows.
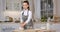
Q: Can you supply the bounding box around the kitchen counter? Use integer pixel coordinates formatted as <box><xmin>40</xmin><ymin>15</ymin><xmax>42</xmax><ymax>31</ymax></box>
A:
<box><xmin>0</xmin><ymin>22</ymin><xmax>60</xmax><ymax>32</ymax></box>
<box><xmin>13</xmin><ymin>29</ymin><xmax>56</xmax><ymax>32</ymax></box>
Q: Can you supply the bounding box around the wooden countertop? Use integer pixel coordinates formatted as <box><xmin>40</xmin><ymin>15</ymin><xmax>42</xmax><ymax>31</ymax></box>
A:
<box><xmin>13</xmin><ymin>29</ymin><xmax>56</xmax><ymax>32</ymax></box>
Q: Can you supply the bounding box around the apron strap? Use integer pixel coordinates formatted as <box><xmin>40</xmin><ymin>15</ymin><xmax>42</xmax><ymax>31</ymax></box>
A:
<box><xmin>22</xmin><ymin>11</ymin><xmax>29</xmax><ymax>16</ymax></box>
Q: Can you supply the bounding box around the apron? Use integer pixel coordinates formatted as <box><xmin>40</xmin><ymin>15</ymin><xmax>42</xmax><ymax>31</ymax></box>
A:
<box><xmin>22</xmin><ymin>11</ymin><xmax>33</xmax><ymax>29</ymax></box>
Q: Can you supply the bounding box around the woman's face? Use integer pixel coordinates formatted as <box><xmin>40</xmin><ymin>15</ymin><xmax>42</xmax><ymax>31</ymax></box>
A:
<box><xmin>23</xmin><ymin>3</ymin><xmax>29</xmax><ymax>9</ymax></box>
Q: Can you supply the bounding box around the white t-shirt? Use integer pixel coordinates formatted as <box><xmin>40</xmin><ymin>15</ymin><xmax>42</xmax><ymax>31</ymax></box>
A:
<box><xmin>20</xmin><ymin>9</ymin><xmax>32</xmax><ymax>24</ymax></box>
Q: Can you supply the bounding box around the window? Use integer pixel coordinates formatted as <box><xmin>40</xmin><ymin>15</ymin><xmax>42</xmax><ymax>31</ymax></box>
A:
<box><xmin>6</xmin><ymin>0</ymin><xmax>21</xmax><ymax>11</ymax></box>
<box><xmin>41</xmin><ymin>0</ymin><xmax>53</xmax><ymax>19</ymax></box>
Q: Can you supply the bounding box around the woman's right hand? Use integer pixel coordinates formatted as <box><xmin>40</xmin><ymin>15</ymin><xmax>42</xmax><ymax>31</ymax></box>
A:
<box><xmin>21</xmin><ymin>22</ymin><xmax>25</xmax><ymax>27</ymax></box>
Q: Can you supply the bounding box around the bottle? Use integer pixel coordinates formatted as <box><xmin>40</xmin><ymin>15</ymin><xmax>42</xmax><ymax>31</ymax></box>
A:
<box><xmin>46</xmin><ymin>17</ymin><xmax>50</xmax><ymax>30</ymax></box>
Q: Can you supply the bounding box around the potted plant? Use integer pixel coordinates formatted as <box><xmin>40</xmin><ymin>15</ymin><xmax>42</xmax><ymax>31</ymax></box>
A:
<box><xmin>41</xmin><ymin>16</ymin><xmax>47</xmax><ymax>23</ymax></box>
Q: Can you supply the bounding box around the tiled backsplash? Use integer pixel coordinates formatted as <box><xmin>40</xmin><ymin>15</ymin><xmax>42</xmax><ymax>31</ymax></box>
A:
<box><xmin>4</xmin><ymin>11</ymin><xmax>21</xmax><ymax>21</ymax></box>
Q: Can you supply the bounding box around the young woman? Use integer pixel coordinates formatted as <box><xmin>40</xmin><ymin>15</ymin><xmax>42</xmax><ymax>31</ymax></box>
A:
<box><xmin>20</xmin><ymin>1</ymin><xmax>33</xmax><ymax>29</ymax></box>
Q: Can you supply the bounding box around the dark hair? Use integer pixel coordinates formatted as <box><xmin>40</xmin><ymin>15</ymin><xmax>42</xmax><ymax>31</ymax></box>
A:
<box><xmin>22</xmin><ymin>1</ymin><xmax>30</xmax><ymax>10</ymax></box>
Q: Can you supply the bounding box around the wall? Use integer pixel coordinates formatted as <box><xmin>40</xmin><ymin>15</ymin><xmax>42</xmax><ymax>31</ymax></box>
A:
<box><xmin>53</xmin><ymin>0</ymin><xmax>60</xmax><ymax>16</ymax></box>
<box><xmin>0</xmin><ymin>0</ymin><xmax>5</xmax><ymax>21</ymax></box>
<box><xmin>34</xmin><ymin>0</ymin><xmax>41</xmax><ymax>21</ymax></box>
<box><xmin>56</xmin><ymin>0</ymin><xmax>60</xmax><ymax>16</ymax></box>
